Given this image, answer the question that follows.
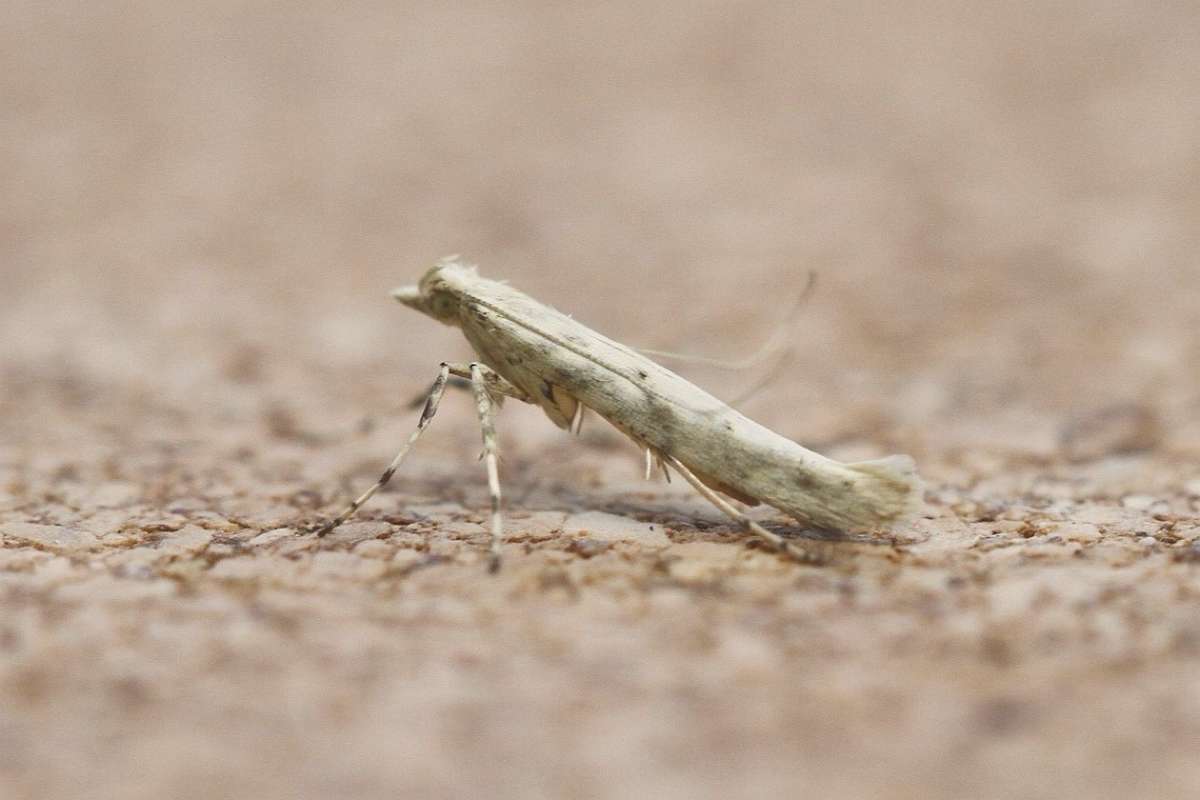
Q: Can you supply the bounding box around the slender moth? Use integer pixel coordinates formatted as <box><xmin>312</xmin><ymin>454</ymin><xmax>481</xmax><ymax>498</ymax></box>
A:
<box><xmin>317</xmin><ymin>256</ymin><xmax>923</xmax><ymax>570</ymax></box>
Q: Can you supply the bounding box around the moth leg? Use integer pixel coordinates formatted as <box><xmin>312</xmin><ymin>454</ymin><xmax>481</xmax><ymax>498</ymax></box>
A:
<box><xmin>469</xmin><ymin>363</ymin><xmax>506</xmax><ymax>573</ymax></box>
<box><xmin>408</xmin><ymin>363</ymin><xmax>530</xmax><ymax>409</ymax></box>
<box><xmin>405</xmin><ymin>375</ymin><xmax>471</xmax><ymax>409</ymax></box>
<box><xmin>449</xmin><ymin>362</ymin><xmax>533</xmax><ymax>405</ymax></box>
<box><xmin>664</xmin><ymin>455</ymin><xmax>825</xmax><ymax>566</ymax></box>
<box><xmin>315</xmin><ymin>362</ymin><xmax>454</xmax><ymax>537</ymax></box>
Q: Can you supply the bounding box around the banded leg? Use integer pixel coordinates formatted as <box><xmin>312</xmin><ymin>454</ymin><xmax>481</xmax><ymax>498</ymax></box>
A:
<box><xmin>665</xmin><ymin>454</ymin><xmax>825</xmax><ymax>565</ymax></box>
<box><xmin>449</xmin><ymin>362</ymin><xmax>532</xmax><ymax>405</ymax></box>
<box><xmin>315</xmin><ymin>363</ymin><xmax>453</xmax><ymax>536</ymax></box>
<box><xmin>469</xmin><ymin>363</ymin><xmax>505</xmax><ymax>572</ymax></box>
<box><xmin>405</xmin><ymin>363</ymin><xmax>531</xmax><ymax>409</ymax></box>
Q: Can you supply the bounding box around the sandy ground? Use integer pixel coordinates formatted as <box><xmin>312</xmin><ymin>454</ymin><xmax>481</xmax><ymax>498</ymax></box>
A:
<box><xmin>3</xmin><ymin>2</ymin><xmax>1200</xmax><ymax>798</ymax></box>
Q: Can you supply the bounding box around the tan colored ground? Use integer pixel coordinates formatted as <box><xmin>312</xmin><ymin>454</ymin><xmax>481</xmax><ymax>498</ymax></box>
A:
<box><xmin>3</xmin><ymin>3</ymin><xmax>1199</xmax><ymax>798</ymax></box>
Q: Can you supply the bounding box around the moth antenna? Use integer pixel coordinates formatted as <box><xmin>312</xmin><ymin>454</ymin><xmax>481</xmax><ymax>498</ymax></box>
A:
<box><xmin>722</xmin><ymin>345</ymin><xmax>794</xmax><ymax>409</ymax></box>
<box><xmin>637</xmin><ymin>271</ymin><xmax>815</xmax><ymax>371</ymax></box>
<box><xmin>315</xmin><ymin>363</ymin><xmax>453</xmax><ymax>536</ymax></box>
<box><xmin>571</xmin><ymin>402</ymin><xmax>586</xmax><ymax>435</ymax></box>
<box><xmin>644</xmin><ymin>447</ymin><xmax>653</xmax><ymax>481</ymax></box>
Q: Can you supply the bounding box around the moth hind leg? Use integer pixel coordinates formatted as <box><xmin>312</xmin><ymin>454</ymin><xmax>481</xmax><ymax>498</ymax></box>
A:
<box><xmin>664</xmin><ymin>454</ymin><xmax>825</xmax><ymax>565</ymax></box>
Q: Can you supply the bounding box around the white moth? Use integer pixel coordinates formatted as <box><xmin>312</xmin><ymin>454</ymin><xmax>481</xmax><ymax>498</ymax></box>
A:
<box><xmin>317</xmin><ymin>256</ymin><xmax>922</xmax><ymax>570</ymax></box>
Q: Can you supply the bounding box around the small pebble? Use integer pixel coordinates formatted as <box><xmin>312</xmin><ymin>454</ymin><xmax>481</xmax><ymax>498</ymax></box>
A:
<box><xmin>567</xmin><ymin>538</ymin><xmax>612</xmax><ymax>558</ymax></box>
<box><xmin>354</xmin><ymin>539</ymin><xmax>393</xmax><ymax>559</ymax></box>
<box><xmin>1</xmin><ymin>522</ymin><xmax>98</xmax><ymax>554</ymax></box>
<box><xmin>563</xmin><ymin>511</ymin><xmax>670</xmax><ymax>547</ymax></box>
<box><xmin>392</xmin><ymin>549</ymin><xmax>424</xmax><ymax>571</ymax></box>
<box><xmin>1122</xmin><ymin>495</ymin><xmax>1157</xmax><ymax>511</ymax></box>
<box><xmin>157</xmin><ymin>525</ymin><xmax>213</xmax><ymax>556</ymax></box>
<box><xmin>248</xmin><ymin>528</ymin><xmax>295</xmax><ymax>547</ymax></box>
<box><xmin>1059</xmin><ymin>523</ymin><xmax>1102</xmax><ymax>544</ymax></box>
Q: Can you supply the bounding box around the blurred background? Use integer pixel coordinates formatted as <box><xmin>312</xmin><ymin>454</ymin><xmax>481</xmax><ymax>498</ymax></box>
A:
<box><xmin>5</xmin><ymin>0</ymin><xmax>1198</xmax><ymax>455</ymax></box>
<box><xmin>3</xmin><ymin>3</ymin><xmax>1200</xmax><ymax>799</ymax></box>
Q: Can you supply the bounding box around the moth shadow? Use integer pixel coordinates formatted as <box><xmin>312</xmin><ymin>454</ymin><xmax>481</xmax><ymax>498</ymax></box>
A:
<box><xmin>519</xmin><ymin>479</ymin><xmax>892</xmax><ymax>548</ymax></box>
<box><xmin>421</xmin><ymin>469</ymin><xmax>903</xmax><ymax>557</ymax></box>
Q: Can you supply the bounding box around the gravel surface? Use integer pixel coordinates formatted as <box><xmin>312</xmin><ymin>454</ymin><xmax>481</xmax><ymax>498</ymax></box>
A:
<box><xmin>4</xmin><ymin>3</ymin><xmax>1199</xmax><ymax>798</ymax></box>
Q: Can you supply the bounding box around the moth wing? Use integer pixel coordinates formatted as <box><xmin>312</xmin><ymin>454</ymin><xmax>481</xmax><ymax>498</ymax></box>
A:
<box><xmin>456</xmin><ymin>302</ymin><xmax>579</xmax><ymax>430</ymax></box>
<box><xmin>483</xmin><ymin>357</ymin><xmax>579</xmax><ymax>430</ymax></box>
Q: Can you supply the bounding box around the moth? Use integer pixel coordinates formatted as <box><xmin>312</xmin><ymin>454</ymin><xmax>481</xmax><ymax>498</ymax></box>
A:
<box><xmin>317</xmin><ymin>256</ymin><xmax>922</xmax><ymax>570</ymax></box>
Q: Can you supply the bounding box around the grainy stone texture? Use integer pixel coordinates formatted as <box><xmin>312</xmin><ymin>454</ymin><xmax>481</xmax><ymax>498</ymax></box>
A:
<box><xmin>3</xmin><ymin>3</ymin><xmax>1199</xmax><ymax>799</ymax></box>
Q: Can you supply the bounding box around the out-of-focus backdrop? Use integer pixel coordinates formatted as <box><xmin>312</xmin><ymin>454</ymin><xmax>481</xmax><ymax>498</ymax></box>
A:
<box><xmin>3</xmin><ymin>3</ymin><xmax>1199</xmax><ymax>799</ymax></box>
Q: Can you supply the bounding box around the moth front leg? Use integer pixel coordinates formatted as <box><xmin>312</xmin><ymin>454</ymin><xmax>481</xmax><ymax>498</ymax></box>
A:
<box><xmin>315</xmin><ymin>362</ymin><xmax>456</xmax><ymax>536</ymax></box>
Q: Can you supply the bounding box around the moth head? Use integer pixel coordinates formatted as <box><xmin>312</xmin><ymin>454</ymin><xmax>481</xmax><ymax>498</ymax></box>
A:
<box><xmin>391</xmin><ymin>255</ymin><xmax>476</xmax><ymax>325</ymax></box>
